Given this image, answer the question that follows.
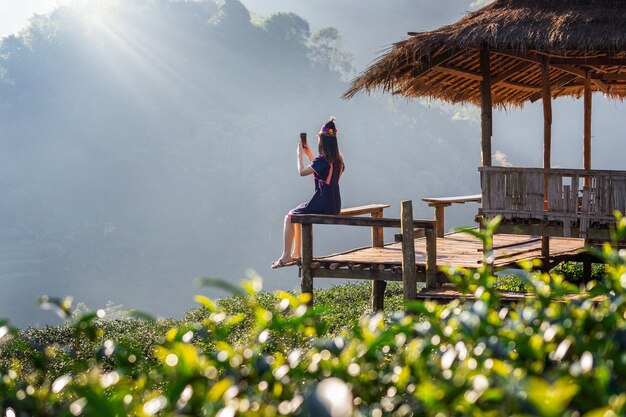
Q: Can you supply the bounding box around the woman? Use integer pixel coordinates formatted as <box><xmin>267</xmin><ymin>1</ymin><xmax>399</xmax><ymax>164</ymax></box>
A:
<box><xmin>272</xmin><ymin>117</ymin><xmax>344</xmax><ymax>268</ymax></box>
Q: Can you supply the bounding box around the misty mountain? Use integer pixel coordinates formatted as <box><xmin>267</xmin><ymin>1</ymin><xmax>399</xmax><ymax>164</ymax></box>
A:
<box><xmin>0</xmin><ymin>0</ymin><xmax>494</xmax><ymax>326</ymax></box>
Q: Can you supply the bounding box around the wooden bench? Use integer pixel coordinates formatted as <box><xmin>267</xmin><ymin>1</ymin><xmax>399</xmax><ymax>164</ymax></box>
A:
<box><xmin>422</xmin><ymin>194</ymin><xmax>482</xmax><ymax>238</ymax></box>
<box><xmin>340</xmin><ymin>204</ymin><xmax>390</xmax><ymax>250</ymax></box>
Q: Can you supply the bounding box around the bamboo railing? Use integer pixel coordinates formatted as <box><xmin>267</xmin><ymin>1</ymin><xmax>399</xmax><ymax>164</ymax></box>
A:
<box><xmin>480</xmin><ymin>166</ymin><xmax>626</xmax><ymax>237</ymax></box>
<box><xmin>291</xmin><ymin>201</ymin><xmax>437</xmax><ymax>309</ymax></box>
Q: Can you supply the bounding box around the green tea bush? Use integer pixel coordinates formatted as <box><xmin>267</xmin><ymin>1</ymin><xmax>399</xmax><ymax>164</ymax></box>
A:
<box><xmin>3</xmin><ymin>216</ymin><xmax>626</xmax><ymax>416</ymax></box>
<box><xmin>552</xmin><ymin>261</ymin><xmax>607</xmax><ymax>283</ymax></box>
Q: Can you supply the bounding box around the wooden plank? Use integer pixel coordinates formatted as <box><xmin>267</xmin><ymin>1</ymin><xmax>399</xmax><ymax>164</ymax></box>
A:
<box><xmin>479</xmin><ymin>166</ymin><xmax>626</xmax><ymax>177</ymax></box>
<box><xmin>290</xmin><ymin>214</ymin><xmax>435</xmax><ymax>229</ymax></box>
<box><xmin>313</xmin><ymin>268</ymin><xmax>402</xmax><ymax>281</ymax></box>
<box><xmin>422</xmin><ymin>194</ymin><xmax>482</xmax><ymax>204</ymax></box>
<box><xmin>495</xmin><ymin>223</ymin><xmax>610</xmax><ymax>240</ymax></box>
<box><xmin>301</xmin><ymin>231</ymin><xmax>585</xmax><ymax>273</ymax></box>
<box><xmin>401</xmin><ymin>201</ymin><xmax>417</xmax><ymax>301</ymax></box>
<box><xmin>478</xmin><ymin>237</ymin><xmax>541</xmax><ymax>251</ymax></box>
<box><xmin>480</xmin><ymin>48</ymin><xmax>492</xmax><ymax>167</ymax></box>
<box><xmin>301</xmin><ymin>224</ymin><xmax>313</xmax><ymax>306</ymax></box>
<box><xmin>340</xmin><ymin>204</ymin><xmax>390</xmax><ymax>217</ymax></box>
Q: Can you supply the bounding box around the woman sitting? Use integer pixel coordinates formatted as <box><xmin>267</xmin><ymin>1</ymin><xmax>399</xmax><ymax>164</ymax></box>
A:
<box><xmin>272</xmin><ymin>117</ymin><xmax>344</xmax><ymax>268</ymax></box>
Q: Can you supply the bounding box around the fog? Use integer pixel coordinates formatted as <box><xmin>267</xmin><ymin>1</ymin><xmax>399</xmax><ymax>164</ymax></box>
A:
<box><xmin>0</xmin><ymin>0</ymin><xmax>623</xmax><ymax>326</ymax></box>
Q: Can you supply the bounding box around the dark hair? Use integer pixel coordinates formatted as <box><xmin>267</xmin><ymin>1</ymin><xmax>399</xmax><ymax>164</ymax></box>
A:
<box><xmin>318</xmin><ymin>133</ymin><xmax>344</xmax><ymax>169</ymax></box>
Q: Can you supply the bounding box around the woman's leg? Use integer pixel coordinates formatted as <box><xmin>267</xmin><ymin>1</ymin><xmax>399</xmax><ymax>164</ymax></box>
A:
<box><xmin>291</xmin><ymin>223</ymin><xmax>302</xmax><ymax>259</ymax></box>
<box><xmin>280</xmin><ymin>213</ymin><xmax>295</xmax><ymax>261</ymax></box>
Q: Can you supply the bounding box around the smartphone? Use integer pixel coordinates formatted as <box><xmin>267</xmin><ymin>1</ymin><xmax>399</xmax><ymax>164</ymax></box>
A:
<box><xmin>300</xmin><ymin>132</ymin><xmax>307</xmax><ymax>148</ymax></box>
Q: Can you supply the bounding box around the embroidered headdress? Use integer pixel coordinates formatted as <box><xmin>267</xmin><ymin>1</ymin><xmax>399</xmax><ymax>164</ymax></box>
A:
<box><xmin>319</xmin><ymin>116</ymin><xmax>337</xmax><ymax>137</ymax></box>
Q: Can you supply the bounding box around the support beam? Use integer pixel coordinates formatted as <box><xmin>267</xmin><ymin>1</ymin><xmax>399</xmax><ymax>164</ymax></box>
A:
<box><xmin>495</xmin><ymin>50</ymin><xmax>626</xmax><ymax>68</ymax></box>
<box><xmin>541</xmin><ymin>236</ymin><xmax>550</xmax><ymax>272</ymax></box>
<box><xmin>371</xmin><ymin>209</ymin><xmax>386</xmax><ymax>311</ymax></box>
<box><xmin>401</xmin><ymin>200</ymin><xmax>417</xmax><ymax>302</ymax></box>
<box><xmin>425</xmin><ymin>227</ymin><xmax>438</xmax><ymax>289</ymax></box>
<box><xmin>480</xmin><ymin>48</ymin><xmax>492</xmax><ymax>167</ymax></box>
<box><xmin>584</xmin><ymin>71</ymin><xmax>592</xmax><ymax>188</ymax></box>
<box><xmin>529</xmin><ymin>74</ymin><xmax>578</xmax><ymax>102</ymax></box>
<box><xmin>542</xmin><ymin>56</ymin><xmax>552</xmax><ymax>210</ymax></box>
<box><xmin>494</xmin><ymin>51</ymin><xmax>611</xmax><ymax>93</ymax></box>
<box><xmin>435</xmin><ymin>65</ymin><xmax>541</xmax><ymax>92</ymax></box>
<box><xmin>492</xmin><ymin>61</ymin><xmax>532</xmax><ymax>85</ymax></box>
<box><xmin>301</xmin><ymin>224</ymin><xmax>313</xmax><ymax>306</ymax></box>
<box><xmin>541</xmin><ymin>57</ymin><xmax>552</xmax><ymax>260</ymax></box>
<box><xmin>408</xmin><ymin>48</ymin><xmax>461</xmax><ymax>78</ymax></box>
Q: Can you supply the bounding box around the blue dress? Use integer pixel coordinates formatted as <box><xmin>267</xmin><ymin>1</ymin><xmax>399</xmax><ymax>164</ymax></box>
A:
<box><xmin>290</xmin><ymin>156</ymin><xmax>343</xmax><ymax>215</ymax></box>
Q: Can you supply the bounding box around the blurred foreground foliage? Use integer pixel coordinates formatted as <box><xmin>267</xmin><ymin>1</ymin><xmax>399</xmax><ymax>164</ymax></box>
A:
<box><xmin>2</xmin><ymin>218</ymin><xmax>626</xmax><ymax>416</ymax></box>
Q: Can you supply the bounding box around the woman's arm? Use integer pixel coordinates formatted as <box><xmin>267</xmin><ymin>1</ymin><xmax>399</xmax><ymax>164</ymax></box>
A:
<box><xmin>297</xmin><ymin>143</ymin><xmax>314</xmax><ymax>176</ymax></box>
<box><xmin>304</xmin><ymin>146</ymin><xmax>314</xmax><ymax>163</ymax></box>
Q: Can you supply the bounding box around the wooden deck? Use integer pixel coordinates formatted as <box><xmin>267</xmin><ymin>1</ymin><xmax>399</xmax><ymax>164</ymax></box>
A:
<box><xmin>291</xmin><ymin>203</ymin><xmax>590</xmax><ymax>310</ymax></box>
<box><xmin>311</xmin><ymin>231</ymin><xmax>585</xmax><ymax>271</ymax></box>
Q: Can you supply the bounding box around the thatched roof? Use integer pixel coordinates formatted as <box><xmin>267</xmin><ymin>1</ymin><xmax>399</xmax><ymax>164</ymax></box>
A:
<box><xmin>344</xmin><ymin>0</ymin><xmax>626</xmax><ymax>106</ymax></box>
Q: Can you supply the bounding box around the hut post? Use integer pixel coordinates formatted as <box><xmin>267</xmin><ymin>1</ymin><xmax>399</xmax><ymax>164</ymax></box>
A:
<box><xmin>480</xmin><ymin>48</ymin><xmax>492</xmax><ymax>168</ymax></box>
<box><xmin>584</xmin><ymin>71</ymin><xmax>592</xmax><ymax>188</ymax></box>
<box><xmin>480</xmin><ymin>48</ymin><xmax>493</xmax><ymax>270</ymax></box>
<box><xmin>583</xmin><ymin>71</ymin><xmax>593</xmax><ymax>278</ymax></box>
<box><xmin>541</xmin><ymin>56</ymin><xmax>552</xmax><ymax>268</ymax></box>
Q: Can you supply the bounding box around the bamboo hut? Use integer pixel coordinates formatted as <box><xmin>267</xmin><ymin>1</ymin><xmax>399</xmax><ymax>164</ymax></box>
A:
<box><xmin>289</xmin><ymin>0</ymin><xmax>626</xmax><ymax>308</ymax></box>
<box><xmin>345</xmin><ymin>0</ymin><xmax>626</xmax><ymax>248</ymax></box>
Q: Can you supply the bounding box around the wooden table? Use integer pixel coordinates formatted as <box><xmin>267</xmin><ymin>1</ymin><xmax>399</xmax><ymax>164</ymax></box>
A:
<box><xmin>422</xmin><ymin>194</ymin><xmax>482</xmax><ymax>237</ymax></box>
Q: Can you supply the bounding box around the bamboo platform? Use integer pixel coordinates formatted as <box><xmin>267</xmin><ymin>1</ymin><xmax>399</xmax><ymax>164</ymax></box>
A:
<box><xmin>310</xmin><ymin>231</ymin><xmax>585</xmax><ymax>272</ymax></box>
<box><xmin>291</xmin><ymin>203</ymin><xmax>589</xmax><ymax>310</ymax></box>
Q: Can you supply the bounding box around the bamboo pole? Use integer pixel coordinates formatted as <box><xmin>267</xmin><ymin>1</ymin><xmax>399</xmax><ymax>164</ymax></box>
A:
<box><xmin>301</xmin><ymin>224</ymin><xmax>313</xmax><ymax>306</ymax></box>
<box><xmin>401</xmin><ymin>200</ymin><xmax>417</xmax><ymax>302</ymax></box>
<box><xmin>541</xmin><ymin>62</ymin><xmax>552</xmax><ymax>205</ymax></box>
<box><xmin>480</xmin><ymin>48</ymin><xmax>492</xmax><ymax>167</ymax></box>
<box><xmin>371</xmin><ymin>209</ymin><xmax>386</xmax><ymax>311</ymax></box>
<box><xmin>584</xmin><ymin>71</ymin><xmax>592</xmax><ymax>188</ymax></box>
<box><xmin>541</xmin><ymin>56</ymin><xmax>552</xmax><ymax>267</ymax></box>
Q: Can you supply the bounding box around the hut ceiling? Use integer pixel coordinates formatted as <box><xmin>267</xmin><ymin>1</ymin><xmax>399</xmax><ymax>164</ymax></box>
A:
<box><xmin>343</xmin><ymin>0</ymin><xmax>626</xmax><ymax>106</ymax></box>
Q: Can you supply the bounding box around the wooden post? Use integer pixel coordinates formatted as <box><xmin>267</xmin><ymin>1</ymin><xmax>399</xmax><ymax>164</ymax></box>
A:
<box><xmin>584</xmin><ymin>71</ymin><xmax>592</xmax><ymax>188</ymax></box>
<box><xmin>434</xmin><ymin>204</ymin><xmax>446</xmax><ymax>238</ymax></box>
<box><xmin>542</xmin><ymin>56</ymin><xmax>552</xmax><ymax>209</ymax></box>
<box><xmin>425</xmin><ymin>227</ymin><xmax>438</xmax><ymax>288</ymax></box>
<box><xmin>480</xmin><ymin>48</ymin><xmax>492</xmax><ymax>167</ymax></box>
<box><xmin>541</xmin><ymin>236</ymin><xmax>550</xmax><ymax>272</ymax></box>
<box><xmin>583</xmin><ymin>255</ymin><xmax>592</xmax><ymax>282</ymax></box>
<box><xmin>301</xmin><ymin>223</ymin><xmax>313</xmax><ymax>306</ymax></box>
<box><xmin>481</xmin><ymin>221</ymin><xmax>493</xmax><ymax>276</ymax></box>
<box><xmin>541</xmin><ymin>56</ymin><xmax>552</xmax><ymax>264</ymax></box>
<box><xmin>479</xmin><ymin>48</ymin><xmax>492</xmax><ymax>256</ymax></box>
<box><xmin>371</xmin><ymin>209</ymin><xmax>386</xmax><ymax>311</ymax></box>
<box><xmin>401</xmin><ymin>200</ymin><xmax>417</xmax><ymax>302</ymax></box>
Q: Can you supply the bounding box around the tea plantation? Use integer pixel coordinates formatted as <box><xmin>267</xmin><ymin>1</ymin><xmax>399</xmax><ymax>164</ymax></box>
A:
<box><xmin>0</xmin><ymin>219</ymin><xmax>624</xmax><ymax>416</ymax></box>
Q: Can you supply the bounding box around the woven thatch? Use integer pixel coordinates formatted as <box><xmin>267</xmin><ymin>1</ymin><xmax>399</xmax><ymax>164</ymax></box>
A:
<box><xmin>344</xmin><ymin>0</ymin><xmax>626</xmax><ymax>106</ymax></box>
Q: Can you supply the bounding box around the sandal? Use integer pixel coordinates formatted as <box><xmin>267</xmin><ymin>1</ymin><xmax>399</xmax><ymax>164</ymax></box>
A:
<box><xmin>271</xmin><ymin>258</ymin><xmax>296</xmax><ymax>269</ymax></box>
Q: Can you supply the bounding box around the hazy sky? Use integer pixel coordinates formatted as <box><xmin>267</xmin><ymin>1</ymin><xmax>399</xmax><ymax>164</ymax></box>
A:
<box><xmin>1</xmin><ymin>0</ymin><xmax>489</xmax><ymax>67</ymax></box>
<box><xmin>0</xmin><ymin>0</ymin><xmax>69</xmax><ymax>38</ymax></box>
